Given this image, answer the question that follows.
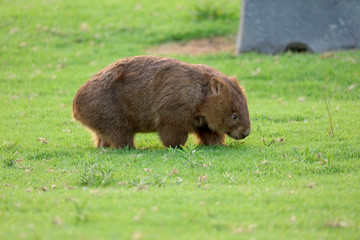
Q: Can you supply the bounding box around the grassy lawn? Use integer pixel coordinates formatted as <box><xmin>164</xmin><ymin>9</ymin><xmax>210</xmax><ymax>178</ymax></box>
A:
<box><xmin>1</xmin><ymin>0</ymin><xmax>360</xmax><ymax>239</ymax></box>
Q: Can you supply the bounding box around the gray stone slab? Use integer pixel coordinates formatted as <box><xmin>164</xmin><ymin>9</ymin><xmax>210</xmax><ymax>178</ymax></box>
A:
<box><xmin>236</xmin><ymin>0</ymin><xmax>360</xmax><ymax>54</ymax></box>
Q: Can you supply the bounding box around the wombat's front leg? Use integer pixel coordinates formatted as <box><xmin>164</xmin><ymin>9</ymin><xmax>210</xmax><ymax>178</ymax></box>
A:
<box><xmin>195</xmin><ymin>126</ymin><xmax>225</xmax><ymax>146</ymax></box>
<box><xmin>158</xmin><ymin>126</ymin><xmax>188</xmax><ymax>148</ymax></box>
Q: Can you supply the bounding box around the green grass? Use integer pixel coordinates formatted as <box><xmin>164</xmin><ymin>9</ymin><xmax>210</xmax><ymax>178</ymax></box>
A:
<box><xmin>1</xmin><ymin>0</ymin><xmax>360</xmax><ymax>239</ymax></box>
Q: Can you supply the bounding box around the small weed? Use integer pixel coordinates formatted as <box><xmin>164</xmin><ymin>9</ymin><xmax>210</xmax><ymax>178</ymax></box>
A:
<box><xmin>79</xmin><ymin>159</ymin><xmax>117</xmax><ymax>187</ymax></box>
<box><xmin>293</xmin><ymin>147</ymin><xmax>337</xmax><ymax>168</ymax></box>
<box><xmin>197</xmin><ymin>175</ymin><xmax>208</xmax><ymax>188</ymax></box>
<box><xmin>152</xmin><ymin>173</ymin><xmax>166</xmax><ymax>188</ymax></box>
<box><xmin>258</xmin><ymin>160</ymin><xmax>271</xmax><ymax>170</ymax></box>
<box><xmin>322</xmin><ymin>73</ymin><xmax>335</xmax><ymax>136</ymax></box>
<box><xmin>316</xmin><ymin>152</ymin><xmax>336</xmax><ymax>168</ymax></box>
<box><xmin>1</xmin><ymin>156</ymin><xmax>22</xmax><ymax>168</ymax></box>
<box><xmin>128</xmin><ymin>177</ymin><xmax>151</xmax><ymax>190</ymax></box>
<box><xmin>173</xmin><ymin>177</ymin><xmax>183</xmax><ymax>185</ymax></box>
<box><xmin>0</xmin><ymin>140</ymin><xmax>16</xmax><ymax>150</ymax></box>
<box><xmin>262</xmin><ymin>137</ymin><xmax>284</xmax><ymax>147</ymax></box>
<box><xmin>128</xmin><ymin>173</ymin><xmax>166</xmax><ymax>190</ymax></box>
<box><xmin>79</xmin><ymin>161</ymin><xmax>95</xmax><ymax>185</ymax></box>
<box><xmin>166</xmin><ymin>146</ymin><xmax>178</xmax><ymax>159</ymax></box>
<box><xmin>1</xmin><ymin>157</ymin><xmax>15</xmax><ymax>167</ymax></box>
<box><xmin>176</xmin><ymin>145</ymin><xmax>204</xmax><ymax>167</ymax></box>
<box><xmin>292</xmin><ymin>147</ymin><xmax>300</xmax><ymax>157</ymax></box>
<box><xmin>292</xmin><ymin>146</ymin><xmax>317</xmax><ymax>162</ymax></box>
<box><xmin>73</xmin><ymin>200</ymin><xmax>89</xmax><ymax>222</ymax></box>
<box><xmin>304</xmin><ymin>146</ymin><xmax>317</xmax><ymax>162</ymax></box>
<box><xmin>224</xmin><ymin>172</ymin><xmax>234</xmax><ymax>183</ymax></box>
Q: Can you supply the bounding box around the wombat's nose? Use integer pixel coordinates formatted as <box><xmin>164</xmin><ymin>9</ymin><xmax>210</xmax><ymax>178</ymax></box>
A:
<box><xmin>243</xmin><ymin>128</ymin><xmax>250</xmax><ymax>138</ymax></box>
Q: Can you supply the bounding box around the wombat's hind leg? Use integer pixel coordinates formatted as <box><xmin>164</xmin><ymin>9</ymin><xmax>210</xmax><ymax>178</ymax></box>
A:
<box><xmin>158</xmin><ymin>126</ymin><xmax>188</xmax><ymax>148</ymax></box>
<box><xmin>104</xmin><ymin>128</ymin><xmax>136</xmax><ymax>149</ymax></box>
<box><xmin>94</xmin><ymin>134</ymin><xmax>111</xmax><ymax>148</ymax></box>
<box><xmin>195</xmin><ymin>126</ymin><xmax>225</xmax><ymax>146</ymax></box>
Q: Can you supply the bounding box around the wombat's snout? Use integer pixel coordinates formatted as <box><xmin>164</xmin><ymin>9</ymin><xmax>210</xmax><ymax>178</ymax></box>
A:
<box><xmin>229</xmin><ymin>128</ymin><xmax>251</xmax><ymax>140</ymax></box>
<box><xmin>243</xmin><ymin>128</ymin><xmax>251</xmax><ymax>138</ymax></box>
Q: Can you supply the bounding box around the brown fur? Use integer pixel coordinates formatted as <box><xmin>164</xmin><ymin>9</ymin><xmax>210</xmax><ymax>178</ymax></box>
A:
<box><xmin>72</xmin><ymin>56</ymin><xmax>250</xmax><ymax>148</ymax></box>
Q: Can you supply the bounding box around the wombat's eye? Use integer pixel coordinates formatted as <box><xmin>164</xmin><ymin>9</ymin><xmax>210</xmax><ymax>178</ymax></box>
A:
<box><xmin>232</xmin><ymin>114</ymin><xmax>237</xmax><ymax>120</ymax></box>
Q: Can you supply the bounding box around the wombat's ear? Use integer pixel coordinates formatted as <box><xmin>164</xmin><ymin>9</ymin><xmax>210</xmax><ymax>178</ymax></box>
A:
<box><xmin>229</xmin><ymin>75</ymin><xmax>239</xmax><ymax>85</ymax></box>
<box><xmin>230</xmin><ymin>75</ymin><xmax>238</xmax><ymax>81</ymax></box>
<box><xmin>210</xmin><ymin>77</ymin><xmax>228</xmax><ymax>95</ymax></box>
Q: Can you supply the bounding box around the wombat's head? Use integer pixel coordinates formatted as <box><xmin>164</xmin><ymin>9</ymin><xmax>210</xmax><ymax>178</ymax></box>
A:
<box><xmin>201</xmin><ymin>76</ymin><xmax>251</xmax><ymax>140</ymax></box>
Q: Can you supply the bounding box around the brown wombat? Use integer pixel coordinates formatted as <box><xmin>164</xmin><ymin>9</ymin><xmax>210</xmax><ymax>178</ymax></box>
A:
<box><xmin>73</xmin><ymin>56</ymin><xmax>250</xmax><ymax>148</ymax></box>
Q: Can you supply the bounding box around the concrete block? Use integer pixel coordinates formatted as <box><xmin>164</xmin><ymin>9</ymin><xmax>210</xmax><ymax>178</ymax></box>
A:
<box><xmin>236</xmin><ymin>0</ymin><xmax>360</xmax><ymax>54</ymax></box>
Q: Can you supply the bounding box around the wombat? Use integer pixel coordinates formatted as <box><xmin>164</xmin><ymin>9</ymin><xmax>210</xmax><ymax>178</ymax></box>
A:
<box><xmin>72</xmin><ymin>56</ymin><xmax>250</xmax><ymax>148</ymax></box>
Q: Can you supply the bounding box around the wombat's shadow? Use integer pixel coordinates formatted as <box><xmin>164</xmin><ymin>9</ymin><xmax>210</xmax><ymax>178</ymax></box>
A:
<box><xmin>100</xmin><ymin>140</ymin><xmax>249</xmax><ymax>155</ymax></box>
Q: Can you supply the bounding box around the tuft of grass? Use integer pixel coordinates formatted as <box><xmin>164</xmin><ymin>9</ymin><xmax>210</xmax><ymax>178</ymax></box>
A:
<box><xmin>79</xmin><ymin>156</ymin><xmax>117</xmax><ymax>186</ymax></box>
<box><xmin>316</xmin><ymin>151</ymin><xmax>337</xmax><ymax>168</ymax></box>
<box><xmin>127</xmin><ymin>173</ymin><xmax>167</xmax><ymax>190</ymax></box>
<box><xmin>1</xmin><ymin>157</ymin><xmax>16</xmax><ymax>167</ymax></box>
<box><xmin>174</xmin><ymin>145</ymin><xmax>205</xmax><ymax>167</ymax></box>
<box><xmin>73</xmin><ymin>200</ymin><xmax>90</xmax><ymax>223</ymax></box>
<box><xmin>292</xmin><ymin>146</ymin><xmax>317</xmax><ymax>163</ymax></box>
<box><xmin>304</xmin><ymin>146</ymin><xmax>317</xmax><ymax>162</ymax></box>
<box><xmin>322</xmin><ymin>74</ymin><xmax>335</xmax><ymax>136</ymax></box>
<box><xmin>190</xmin><ymin>0</ymin><xmax>237</xmax><ymax>21</ymax></box>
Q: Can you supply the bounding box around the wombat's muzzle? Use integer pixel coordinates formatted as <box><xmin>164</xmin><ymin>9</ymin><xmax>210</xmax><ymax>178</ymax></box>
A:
<box><xmin>243</xmin><ymin>128</ymin><xmax>251</xmax><ymax>138</ymax></box>
<box><xmin>229</xmin><ymin>128</ymin><xmax>251</xmax><ymax>140</ymax></box>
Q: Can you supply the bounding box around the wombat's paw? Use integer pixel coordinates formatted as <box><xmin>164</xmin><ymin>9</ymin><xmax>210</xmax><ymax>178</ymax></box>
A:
<box><xmin>139</xmin><ymin>147</ymin><xmax>150</xmax><ymax>150</ymax></box>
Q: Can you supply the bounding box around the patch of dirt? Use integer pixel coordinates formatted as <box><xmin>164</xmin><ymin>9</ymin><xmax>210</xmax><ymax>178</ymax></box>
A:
<box><xmin>147</xmin><ymin>36</ymin><xmax>236</xmax><ymax>56</ymax></box>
